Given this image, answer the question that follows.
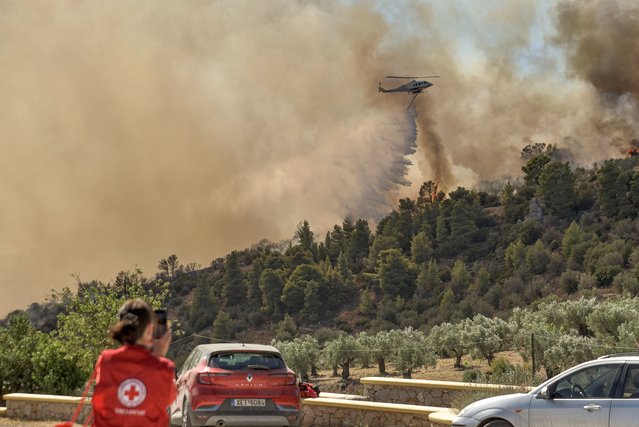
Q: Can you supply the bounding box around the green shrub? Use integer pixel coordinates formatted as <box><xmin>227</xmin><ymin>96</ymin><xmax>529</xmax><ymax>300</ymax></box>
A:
<box><xmin>560</xmin><ymin>270</ymin><xmax>580</xmax><ymax>294</ymax></box>
<box><xmin>463</xmin><ymin>369</ymin><xmax>485</xmax><ymax>383</ymax></box>
<box><xmin>594</xmin><ymin>266</ymin><xmax>623</xmax><ymax>287</ymax></box>
<box><xmin>614</xmin><ymin>272</ymin><xmax>639</xmax><ymax>296</ymax></box>
<box><xmin>490</xmin><ymin>357</ymin><xmax>514</xmax><ymax>377</ymax></box>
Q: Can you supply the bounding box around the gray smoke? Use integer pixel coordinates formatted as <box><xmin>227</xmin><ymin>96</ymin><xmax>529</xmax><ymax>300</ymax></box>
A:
<box><xmin>1</xmin><ymin>0</ymin><xmax>638</xmax><ymax>315</ymax></box>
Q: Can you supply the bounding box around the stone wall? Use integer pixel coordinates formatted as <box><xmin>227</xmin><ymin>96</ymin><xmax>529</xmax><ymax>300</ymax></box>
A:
<box><xmin>362</xmin><ymin>377</ymin><xmax>530</xmax><ymax>407</ymax></box>
<box><xmin>302</xmin><ymin>404</ymin><xmax>431</xmax><ymax>426</ymax></box>
<box><xmin>301</xmin><ymin>397</ymin><xmax>445</xmax><ymax>427</ymax></box>
<box><xmin>364</xmin><ymin>382</ymin><xmax>457</xmax><ymax>406</ymax></box>
<box><xmin>4</xmin><ymin>394</ymin><xmax>92</xmax><ymax>424</ymax></box>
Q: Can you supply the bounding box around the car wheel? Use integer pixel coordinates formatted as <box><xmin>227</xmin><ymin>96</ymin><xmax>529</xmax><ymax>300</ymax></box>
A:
<box><xmin>483</xmin><ymin>421</ymin><xmax>513</xmax><ymax>427</ymax></box>
<box><xmin>182</xmin><ymin>400</ymin><xmax>192</xmax><ymax>427</ymax></box>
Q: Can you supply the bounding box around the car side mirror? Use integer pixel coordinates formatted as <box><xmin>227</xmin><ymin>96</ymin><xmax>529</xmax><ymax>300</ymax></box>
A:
<box><xmin>537</xmin><ymin>386</ymin><xmax>552</xmax><ymax>400</ymax></box>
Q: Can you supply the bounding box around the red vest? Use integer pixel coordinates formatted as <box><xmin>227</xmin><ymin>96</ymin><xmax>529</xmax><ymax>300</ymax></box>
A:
<box><xmin>92</xmin><ymin>345</ymin><xmax>176</xmax><ymax>427</ymax></box>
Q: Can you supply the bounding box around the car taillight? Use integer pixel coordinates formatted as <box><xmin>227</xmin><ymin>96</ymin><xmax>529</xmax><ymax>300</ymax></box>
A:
<box><xmin>197</xmin><ymin>373</ymin><xmax>213</xmax><ymax>384</ymax></box>
<box><xmin>270</xmin><ymin>373</ymin><xmax>296</xmax><ymax>385</ymax></box>
<box><xmin>197</xmin><ymin>373</ymin><xmax>229</xmax><ymax>384</ymax></box>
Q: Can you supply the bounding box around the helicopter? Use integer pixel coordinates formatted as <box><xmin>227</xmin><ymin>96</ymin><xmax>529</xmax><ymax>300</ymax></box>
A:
<box><xmin>378</xmin><ymin>75</ymin><xmax>439</xmax><ymax>109</ymax></box>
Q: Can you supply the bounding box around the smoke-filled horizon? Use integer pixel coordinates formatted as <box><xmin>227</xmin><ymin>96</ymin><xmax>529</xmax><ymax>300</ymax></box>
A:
<box><xmin>0</xmin><ymin>0</ymin><xmax>637</xmax><ymax>316</ymax></box>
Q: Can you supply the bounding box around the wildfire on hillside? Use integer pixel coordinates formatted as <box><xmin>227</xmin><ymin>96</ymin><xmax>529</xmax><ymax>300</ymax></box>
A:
<box><xmin>432</xmin><ymin>178</ymin><xmax>440</xmax><ymax>203</ymax></box>
<box><xmin>627</xmin><ymin>139</ymin><xmax>639</xmax><ymax>157</ymax></box>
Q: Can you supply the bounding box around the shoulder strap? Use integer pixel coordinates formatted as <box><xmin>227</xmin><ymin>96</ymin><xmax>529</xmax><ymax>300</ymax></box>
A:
<box><xmin>69</xmin><ymin>368</ymin><xmax>97</xmax><ymax>426</ymax></box>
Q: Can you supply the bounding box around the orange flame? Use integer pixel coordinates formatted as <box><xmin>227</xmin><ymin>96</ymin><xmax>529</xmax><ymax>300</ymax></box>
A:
<box><xmin>432</xmin><ymin>177</ymin><xmax>440</xmax><ymax>203</ymax></box>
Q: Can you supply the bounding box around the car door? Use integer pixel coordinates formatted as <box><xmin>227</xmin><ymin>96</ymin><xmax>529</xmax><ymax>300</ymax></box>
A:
<box><xmin>171</xmin><ymin>350</ymin><xmax>199</xmax><ymax>421</ymax></box>
<box><xmin>609</xmin><ymin>363</ymin><xmax>639</xmax><ymax>427</ymax></box>
<box><xmin>529</xmin><ymin>363</ymin><xmax>621</xmax><ymax>427</ymax></box>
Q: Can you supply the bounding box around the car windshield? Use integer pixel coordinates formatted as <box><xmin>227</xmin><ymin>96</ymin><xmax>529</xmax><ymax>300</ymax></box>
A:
<box><xmin>208</xmin><ymin>352</ymin><xmax>284</xmax><ymax>370</ymax></box>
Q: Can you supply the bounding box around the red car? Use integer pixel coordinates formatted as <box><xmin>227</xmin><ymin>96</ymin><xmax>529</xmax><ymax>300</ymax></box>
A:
<box><xmin>169</xmin><ymin>343</ymin><xmax>301</xmax><ymax>427</ymax></box>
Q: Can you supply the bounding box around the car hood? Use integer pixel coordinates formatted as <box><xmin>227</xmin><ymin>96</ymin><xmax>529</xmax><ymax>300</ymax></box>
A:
<box><xmin>457</xmin><ymin>393</ymin><xmax>532</xmax><ymax>418</ymax></box>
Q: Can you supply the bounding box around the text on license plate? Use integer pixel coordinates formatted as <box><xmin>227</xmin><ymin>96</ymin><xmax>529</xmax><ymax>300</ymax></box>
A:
<box><xmin>233</xmin><ymin>399</ymin><xmax>266</xmax><ymax>407</ymax></box>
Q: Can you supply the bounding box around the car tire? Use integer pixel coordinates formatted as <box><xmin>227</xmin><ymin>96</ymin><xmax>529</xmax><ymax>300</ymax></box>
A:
<box><xmin>483</xmin><ymin>421</ymin><xmax>513</xmax><ymax>427</ymax></box>
<box><xmin>181</xmin><ymin>400</ymin><xmax>192</xmax><ymax>427</ymax></box>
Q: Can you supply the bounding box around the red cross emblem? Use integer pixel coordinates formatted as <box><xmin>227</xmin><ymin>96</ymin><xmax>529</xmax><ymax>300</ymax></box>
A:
<box><xmin>124</xmin><ymin>384</ymin><xmax>140</xmax><ymax>401</ymax></box>
<box><xmin>117</xmin><ymin>378</ymin><xmax>147</xmax><ymax>408</ymax></box>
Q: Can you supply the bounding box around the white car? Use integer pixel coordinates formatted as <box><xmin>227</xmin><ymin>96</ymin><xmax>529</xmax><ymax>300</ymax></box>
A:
<box><xmin>453</xmin><ymin>354</ymin><xmax>639</xmax><ymax>427</ymax></box>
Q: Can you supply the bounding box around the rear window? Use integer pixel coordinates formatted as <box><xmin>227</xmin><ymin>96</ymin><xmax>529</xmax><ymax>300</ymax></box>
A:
<box><xmin>208</xmin><ymin>352</ymin><xmax>285</xmax><ymax>370</ymax></box>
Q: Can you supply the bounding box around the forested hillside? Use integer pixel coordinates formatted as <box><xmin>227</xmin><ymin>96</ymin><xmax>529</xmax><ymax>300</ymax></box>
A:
<box><xmin>3</xmin><ymin>144</ymin><xmax>639</xmax><ymax>394</ymax></box>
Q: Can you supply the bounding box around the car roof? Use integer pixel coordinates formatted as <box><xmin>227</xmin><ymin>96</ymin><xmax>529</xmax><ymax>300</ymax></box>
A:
<box><xmin>597</xmin><ymin>353</ymin><xmax>639</xmax><ymax>361</ymax></box>
<box><xmin>194</xmin><ymin>343</ymin><xmax>282</xmax><ymax>355</ymax></box>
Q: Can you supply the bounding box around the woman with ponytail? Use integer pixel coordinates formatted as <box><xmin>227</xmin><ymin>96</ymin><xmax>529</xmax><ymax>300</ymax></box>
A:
<box><xmin>91</xmin><ymin>299</ymin><xmax>176</xmax><ymax>426</ymax></box>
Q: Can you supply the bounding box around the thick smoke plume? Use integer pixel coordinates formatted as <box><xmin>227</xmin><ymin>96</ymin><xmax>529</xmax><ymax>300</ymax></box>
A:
<box><xmin>0</xmin><ymin>0</ymin><xmax>638</xmax><ymax>315</ymax></box>
<box><xmin>553</xmin><ymin>0</ymin><xmax>639</xmax><ymax>152</ymax></box>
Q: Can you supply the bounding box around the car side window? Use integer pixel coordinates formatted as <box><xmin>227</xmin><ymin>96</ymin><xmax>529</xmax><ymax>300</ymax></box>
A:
<box><xmin>189</xmin><ymin>350</ymin><xmax>202</xmax><ymax>370</ymax></box>
<box><xmin>178</xmin><ymin>353</ymin><xmax>194</xmax><ymax>378</ymax></box>
<box><xmin>553</xmin><ymin>364</ymin><xmax>620</xmax><ymax>399</ymax></box>
<box><xmin>178</xmin><ymin>350</ymin><xmax>200</xmax><ymax>377</ymax></box>
<box><xmin>620</xmin><ymin>365</ymin><xmax>639</xmax><ymax>398</ymax></box>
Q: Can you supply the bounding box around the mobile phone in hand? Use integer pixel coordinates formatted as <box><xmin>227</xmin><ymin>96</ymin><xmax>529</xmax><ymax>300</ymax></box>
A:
<box><xmin>153</xmin><ymin>309</ymin><xmax>168</xmax><ymax>339</ymax></box>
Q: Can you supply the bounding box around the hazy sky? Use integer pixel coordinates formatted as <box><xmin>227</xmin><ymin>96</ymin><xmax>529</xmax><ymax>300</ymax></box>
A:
<box><xmin>1</xmin><ymin>0</ymin><xmax>637</xmax><ymax>316</ymax></box>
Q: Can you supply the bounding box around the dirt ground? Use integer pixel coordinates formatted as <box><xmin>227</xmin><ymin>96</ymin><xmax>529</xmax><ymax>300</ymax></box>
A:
<box><xmin>315</xmin><ymin>351</ymin><xmax>524</xmax><ymax>394</ymax></box>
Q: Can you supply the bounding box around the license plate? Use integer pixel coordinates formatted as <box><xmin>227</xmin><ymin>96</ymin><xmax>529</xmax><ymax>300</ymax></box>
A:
<box><xmin>233</xmin><ymin>399</ymin><xmax>266</xmax><ymax>407</ymax></box>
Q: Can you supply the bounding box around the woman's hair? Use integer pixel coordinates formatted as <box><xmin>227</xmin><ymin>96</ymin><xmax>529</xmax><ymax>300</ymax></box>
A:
<box><xmin>109</xmin><ymin>299</ymin><xmax>154</xmax><ymax>345</ymax></box>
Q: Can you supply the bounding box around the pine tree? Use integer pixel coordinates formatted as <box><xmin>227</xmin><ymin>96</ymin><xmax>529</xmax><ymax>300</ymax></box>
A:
<box><xmin>213</xmin><ymin>311</ymin><xmax>232</xmax><ymax>341</ymax></box>
<box><xmin>501</xmin><ymin>181</ymin><xmax>526</xmax><ymax>223</ymax></box>
<box><xmin>274</xmin><ymin>315</ymin><xmax>298</xmax><ymax>341</ymax></box>
<box><xmin>537</xmin><ymin>161</ymin><xmax>576</xmax><ymax>219</ymax></box>
<box><xmin>450</xmin><ymin>259</ymin><xmax>471</xmax><ymax>299</ymax></box>
<box><xmin>397</xmin><ymin>199</ymin><xmax>416</xmax><ymax>253</ymax></box>
<box><xmin>349</xmin><ymin>219</ymin><xmax>371</xmax><ymax>270</ymax></box>
<box><xmin>301</xmin><ymin>281</ymin><xmax>321</xmax><ymax>322</ymax></box>
<box><xmin>337</xmin><ymin>251</ymin><xmax>352</xmax><ymax>282</ymax></box>
<box><xmin>246</xmin><ymin>258</ymin><xmax>264</xmax><ymax>310</ymax></box>
<box><xmin>411</xmin><ymin>231</ymin><xmax>434</xmax><ymax>265</ymax></box>
<box><xmin>416</xmin><ymin>259</ymin><xmax>442</xmax><ymax>298</ymax></box>
<box><xmin>281</xmin><ymin>265</ymin><xmax>325</xmax><ymax>313</ymax></box>
<box><xmin>222</xmin><ymin>251</ymin><xmax>247</xmax><ymax>307</ymax></box>
<box><xmin>377</xmin><ymin>249</ymin><xmax>417</xmax><ymax>299</ymax></box>
<box><xmin>259</xmin><ymin>269</ymin><xmax>284</xmax><ymax>316</ymax></box>
<box><xmin>522</xmin><ymin>154</ymin><xmax>551</xmax><ymax>187</ymax></box>
<box><xmin>473</xmin><ymin>267</ymin><xmax>491</xmax><ymax>295</ymax></box>
<box><xmin>296</xmin><ymin>220</ymin><xmax>314</xmax><ymax>251</ymax></box>
<box><xmin>191</xmin><ymin>280</ymin><xmax>218</xmax><ymax>331</ymax></box>
<box><xmin>596</xmin><ymin>160</ymin><xmax>625</xmax><ymax>219</ymax></box>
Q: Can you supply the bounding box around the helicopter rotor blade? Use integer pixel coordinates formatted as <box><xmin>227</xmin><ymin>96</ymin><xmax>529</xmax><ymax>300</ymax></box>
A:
<box><xmin>386</xmin><ymin>75</ymin><xmax>440</xmax><ymax>79</ymax></box>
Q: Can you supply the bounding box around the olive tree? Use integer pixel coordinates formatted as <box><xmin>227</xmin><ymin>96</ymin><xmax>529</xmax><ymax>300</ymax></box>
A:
<box><xmin>388</xmin><ymin>327</ymin><xmax>437</xmax><ymax>378</ymax></box>
<box><xmin>356</xmin><ymin>330</ymin><xmax>396</xmax><ymax>375</ymax></box>
<box><xmin>511</xmin><ymin>307</ymin><xmax>563</xmax><ymax>378</ymax></box>
<box><xmin>428</xmin><ymin>322</ymin><xmax>468</xmax><ymax>368</ymax></box>
<box><xmin>543</xmin><ymin>335</ymin><xmax>603</xmax><ymax>376</ymax></box>
<box><xmin>273</xmin><ymin>335</ymin><xmax>321</xmax><ymax>380</ymax></box>
<box><xmin>322</xmin><ymin>334</ymin><xmax>362</xmax><ymax>379</ymax></box>
<box><xmin>461</xmin><ymin>315</ymin><xmax>513</xmax><ymax>366</ymax></box>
